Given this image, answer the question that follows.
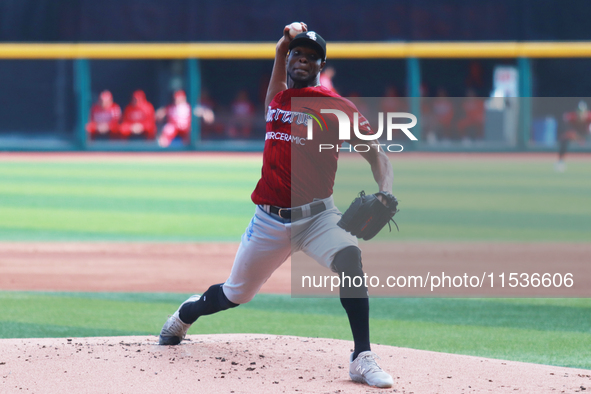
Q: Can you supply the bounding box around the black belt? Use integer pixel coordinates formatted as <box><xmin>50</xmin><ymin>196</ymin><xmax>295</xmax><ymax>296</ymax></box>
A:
<box><xmin>269</xmin><ymin>201</ymin><xmax>326</xmax><ymax>221</ymax></box>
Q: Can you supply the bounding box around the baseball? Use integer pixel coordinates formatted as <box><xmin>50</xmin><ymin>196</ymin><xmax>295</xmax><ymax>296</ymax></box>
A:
<box><xmin>288</xmin><ymin>22</ymin><xmax>304</xmax><ymax>38</ymax></box>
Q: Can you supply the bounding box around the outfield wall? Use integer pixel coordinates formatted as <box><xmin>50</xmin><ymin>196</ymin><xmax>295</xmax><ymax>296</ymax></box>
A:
<box><xmin>1</xmin><ymin>42</ymin><xmax>591</xmax><ymax>153</ymax></box>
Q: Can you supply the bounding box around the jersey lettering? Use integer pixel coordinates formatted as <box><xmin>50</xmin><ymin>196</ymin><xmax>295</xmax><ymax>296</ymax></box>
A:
<box><xmin>266</xmin><ymin>107</ymin><xmax>312</xmax><ymax>126</ymax></box>
<box><xmin>265</xmin><ymin>131</ymin><xmax>306</xmax><ymax>145</ymax></box>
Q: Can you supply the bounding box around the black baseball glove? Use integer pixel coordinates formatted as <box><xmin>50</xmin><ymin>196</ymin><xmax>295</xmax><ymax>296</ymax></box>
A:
<box><xmin>337</xmin><ymin>191</ymin><xmax>399</xmax><ymax>241</ymax></box>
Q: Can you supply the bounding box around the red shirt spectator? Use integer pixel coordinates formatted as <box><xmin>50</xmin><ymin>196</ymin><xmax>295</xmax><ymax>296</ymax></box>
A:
<box><xmin>195</xmin><ymin>89</ymin><xmax>221</xmax><ymax>139</ymax></box>
<box><xmin>379</xmin><ymin>86</ymin><xmax>408</xmax><ymax>140</ymax></box>
<box><xmin>431</xmin><ymin>87</ymin><xmax>455</xmax><ymax>139</ymax></box>
<box><xmin>465</xmin><ymin>61</ymin><xmax>485</xmax><ymax>93</ymax></box>
<box><xmin>228</xmin><ymin>90</ymin><xmax>256</xmax><ymax>139</ymax></box>
<box><xmin>457</xmin><ymin>89</ymin><xmax>485</xmax><ymax>140</ymax></box>
<box><xmin>120</xmin><ymin>90</ymin><xmax>156</xmax><ymax>140</ymax></box>
<box><xmin>156</xmin><ymin>90</ymin><xmax>192</xmax><ymax>147</ymax></box>
<box><xmin>557</xmin><ymin>101</ymin><xmax>591</xmax><ymax>166</ymax></box>
<box><xmin>379</xmin><ymin>86</ymin><xmax>408</xmax><ymax>113</ymax></box>
<box><xmin>319</xmin><ymin>66</ymin><xmax>337</xmax><ymax>94</ymax></box>
<box><xmin>86</xmin><ymin>90</ymin><xmax>121</xmax><ymax>140</ymax></box>
<box><xmin>563</xmin><ymin>102</ymin><xmax>591</xmax><ymax>139</ymax></box>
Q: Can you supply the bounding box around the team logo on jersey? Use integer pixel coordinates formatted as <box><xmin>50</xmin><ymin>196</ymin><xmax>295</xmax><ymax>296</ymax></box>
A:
<box><xmin>266</xmin><ymin>105</ymin><xmax>329</xmax><ymax>132</ymax></box>
<box><xmin>302</xmin><ymin>107</ymin><xmax>327</xmax><ymax>132</ymax></box>
<box><xmin>266</xmin><ymin>107</ymin><xmax>313</xmax><ymax>126</ymax></box>
<box><xmin>307</xmin><ymin>32</ymin><xmax>317</xmax><ymax>41</ymax></box>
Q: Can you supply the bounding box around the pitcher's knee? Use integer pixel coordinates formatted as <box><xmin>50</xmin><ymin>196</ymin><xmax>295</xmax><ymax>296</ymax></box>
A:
<box><xmin>331</xmin><ymin>246</ymin><xmax>367</xmax><ymax>298</ymax></box>
<box><xmin>223</xmin><ymin>284</ymin><xmax>256</xmax><ymax>305</ymax></box>
<box><xmin>331</xmin><ymin>246</ymin><xmax>363</xmax><ymax>276</ymax></box>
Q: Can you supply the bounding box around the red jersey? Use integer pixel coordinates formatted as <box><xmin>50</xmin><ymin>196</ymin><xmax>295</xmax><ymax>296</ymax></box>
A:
<box><xmin>461</xmin><ymin>97</ymin><xmax>484</xmax><ymax>123</ymax></box>
<box><xmin>251</xmin><ymin>86</ymin><xmax>371</xmax><ymax>207</ymax></box>
<box><xmin>231</xmin><ymin>100</ymin><xmax>255</xmax><ymax>116</ymax></box>
<box><xmin>121</xmin><ymin>102</ymin><xmax>156</xmax><ymax>138</ymax></box>
<box><xmin>123</xmin><ymin>103</ymin><xmax>155</xmax><ymax>127</ymax></box>
<box><xmin>432</xmin><ymin>97</ymin><xmax>454</xmax><ymax>126</ymax></box>
<box><xmin>165</xmin><ymin>102</ymin><xmax>192</xmax><ymax>131</ymax></box>
<box><xmin>89</xmin><ymin>103</ymin><xmax>121</xmax><ymax>126</ymax></box>
<box><xmin>563</xmin><ymin>111</ymin><xmax>591</xmax><ymax>135</ymax></box>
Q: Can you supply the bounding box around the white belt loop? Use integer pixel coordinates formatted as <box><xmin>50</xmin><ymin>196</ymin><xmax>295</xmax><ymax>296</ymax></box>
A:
<box><xmin>302</xmin><ymin>204</ymin><xmax>311</xmax><ymax>218</ymax></box>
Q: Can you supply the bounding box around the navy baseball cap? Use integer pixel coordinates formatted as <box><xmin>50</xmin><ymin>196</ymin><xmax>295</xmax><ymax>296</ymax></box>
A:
<box><xmin>289</xmin><ymin>31</ymin><xmax>326</xmax><ymax>61</ymax></box>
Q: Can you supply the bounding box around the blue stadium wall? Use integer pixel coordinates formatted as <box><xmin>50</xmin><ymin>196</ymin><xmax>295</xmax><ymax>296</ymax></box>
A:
<box><xmin>2</xmin><ymin>0</ymin><xmax>591</xmax><ymax>42</ymax></box>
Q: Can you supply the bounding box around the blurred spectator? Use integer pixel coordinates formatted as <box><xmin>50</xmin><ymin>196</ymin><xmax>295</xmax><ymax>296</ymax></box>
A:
<box><xmin>378</xmin><ymin>86</ymin><xmax>410</xmax><ymax>141</ymax></box>
<box><xmin>556</xmin><ymin>101</ymin><xmax>591</xmax><ymax>172</ymax></box>
<box><xmin>194</xmin><ymin>89</ymin><xmax>216</xmax><ymax>125</ymax></box>
<box><xmin>120</xmin><ymin>90</ymin><xmax>156</xmax><ymax>140</ymax></box>
<box><xmin>347</xmin><ymin>92</ymin><xmax>370</xmax><ymax>125</ymax></box>
<box><xmin>86</xmin><ymin>90</ymin><xmax>121</xmax><ymax>140</ymax></box>
<box><xmin>228</xmin><ymin>90</ymin><xmax>255</xmax><ymax>139</ymax></box>
<box><xmin>465</xmin><ymin>61</ymin><xmax>485</xmax><ymax>95</ymax></box>
<box><xmin>418</xmin><ymin>84</ymin><xmax>434</xmax><ymax>142</ymax></box>
<box><xmin>380</xmin><ymin>86</ymin><xmax>408</xmax><ymax>113</ymax></box>
<box><xmin>320</xmin><ymin>66</ymin><xmax>337</xmax><ymax>93</ymax></box>
<box><xmin>456</xmin><ymin>88</ymin><xmax>484</xmax><ymax>143</ymax></box>
<box><xmin>430</xmin><ymin>87</ymin><xmax>455</xmax><ymax>141</ymax></box>
<box><xmin>195</xmin><ymin>89</ymin><xmax>222</xmax><ymax>139</ymax></box>
<box><xmin>419</xmin><ymin>83</ymin><xmax>430</xmax><ymax>97</ymax></box>
<box><xmin>156</xmin><ymin>90</ymin><xmax>192</xmax><ymax>148</ymax></box>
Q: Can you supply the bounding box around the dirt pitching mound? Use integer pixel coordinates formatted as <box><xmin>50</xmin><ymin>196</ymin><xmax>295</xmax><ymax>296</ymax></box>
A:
<box><xmin>1</xmin><ymin>334</ymin><xmax>589</xmax><ymax>394</ymax></box>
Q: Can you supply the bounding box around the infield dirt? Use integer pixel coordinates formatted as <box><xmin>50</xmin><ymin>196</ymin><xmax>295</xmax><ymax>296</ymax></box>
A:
<box><xmin>1</xmin><ymin>242</ymin><xmax>590</xmax><ymax>393</ymax></box>
<box><xmin>1</xmin><ymin>334</ymin><xmax>590</xmax><ymax>393</ymax></box>
<box><xmin>1</xmin><ymin>241</ymin><xmax>589</xmax><ymax>295</ymax></box>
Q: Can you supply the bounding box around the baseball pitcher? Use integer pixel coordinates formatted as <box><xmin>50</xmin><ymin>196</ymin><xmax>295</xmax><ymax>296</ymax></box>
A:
<box><xmin>159</xmin><ymin>23</ymin><xmax>397</xmax><ymax>389</ymax></box>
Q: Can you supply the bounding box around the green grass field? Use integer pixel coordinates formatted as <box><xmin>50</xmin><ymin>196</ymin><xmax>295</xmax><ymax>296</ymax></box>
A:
<box><xmin>0</xmin><ymin>154</ymin><xmax>589</xmax><ymax>369</ymax></box>
<box><xmin>0</xmin><ymin>155</ymin><xmax>589</xmax><ymax>241</ymax></box>
<box><xmin>1</xmin><ymin>292</ymin><xmax>590</xmax><ymax>368</ymax></box>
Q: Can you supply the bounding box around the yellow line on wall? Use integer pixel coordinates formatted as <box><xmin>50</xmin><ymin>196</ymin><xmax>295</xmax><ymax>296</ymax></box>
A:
<box><xmin>1</xmin><ymin>42</ymin><xmax>591</xmax><ymax>59</ymax></box>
